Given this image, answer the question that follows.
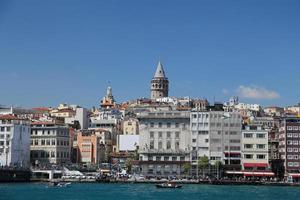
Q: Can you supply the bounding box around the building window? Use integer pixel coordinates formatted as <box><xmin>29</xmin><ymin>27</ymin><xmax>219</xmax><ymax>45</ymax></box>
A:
<box><xmin>150</xmin><ymin>132</ymin><xmax>154</xmax><ymax>139</ymax></box>
<box><xmin>158</xmin><ymin>132</ymin><xmax>162</xmax><ymax>138</ymax></box>
<box><xmin>167</xmin><ymin>132</ymin><xmax>171</xmax><ymax>139</ymax></box>
<box><xmin>257</xmin><ymin>144</ymin><xmax>266</xmax><ymax>149</ymax></box>
<box><xmin>167</xmin><ymin>141</ymin><xmax>171</xmax><ymax>149</ymax></box>
<box><xmin>244</xmin><ymin>154</ymin><xmax>253</xmax><ymax>159</ymax></box>
<box><xmin>158</xmin><ymin>122</ymin><xmax>162</xmax><ymax>128</ymax></box>
<box><xmin>257</xmin><ymin>154</ymin><xmax>266</xmax><ymax>159</ymax></box>
<box><xmin>41</xmin><ymin>140</ymin><xmax>45</xmax><ymax>145</ymax></box>
<box><xmin>167</xmin><ymin>123</ymin><xmax>171</xmax><ymax>128</ymax></box>
<box><xmin>175</xmin><ymin>123</ymin><xmax>179</xmax><ymax>128</ymax></box>
<box><xmin>150</xmin><ymin>140</ymin><xmax>154</xmax><ymax>149</ymax></box>
<box><xmin>175</xmin><ymin>132</ymin><xmax>180</xmax><ymax>139</ymax></box>
<box><xmin>6</xmin><ymin>127</ymin><xmax>11</xmax><ymax>132</ymax></box>
<box><xmin>158</xmin><ymin>141</ymin><xmax>162</xmax><ymax>149</ymax></box>
<box><xmin>244</xmin><ymin>144</ymin><xmax>253</xmax><ymax>149</ymax></box>
<box><xmin>156</xmin><ymin>156</ymin><xmax>161</xmax><ymax>161</ymax></box>
<box><xmin>150</xmin><ymin>123</ymin><xmax>154</xmax><ymax>128</ymax></box>
<box><xmin>256</xmin><ymin>134</ymin><xmax>265</xmax><ymax>138</ymax></box>
<box><xmin>172</xmin><ymin>157</ymin><xmax>177</xmax><ymax>161</ymax></box>
<box><xmin>244</xmin><ymin>133</ymin><xmax>253</xmax><ymax>138</ymax></box>
<box><xmin>192</xmin><ymin>139</ymin><xmax>196</xmax><ymax>143</ymax></box>
<box><xmin>164</xmin><ymin>156</ymin><xmax>169</xmax><ymax>161</ymax></box>
<box><xmin>0</xmin><ymin>127</ymin><xmax>4</xmax><ymax>132</ymax></box>
<box><xmin>175</xmin><ymin>141</ymin><xmax>179</xmax><ymax>150</ymax></box>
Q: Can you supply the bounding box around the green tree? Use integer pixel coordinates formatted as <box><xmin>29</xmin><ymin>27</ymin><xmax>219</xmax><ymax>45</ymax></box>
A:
<box><xmin>125</xmin><ymin>158</ymin><xmax>133</xmax><ymax>173</ymax></box>
<box><xmin>183</xmin><ymin>163</ymin><xmax>191</xmax><ymax>176</ymax></box>
<box><xmin>198</xmin><ymin>155</ymin><xmax>209</xmax><ymax>177</ymax></box>
<box><xmin>215</xmin><ymin>161</ymin><xmax>223</xmax><ymax>179</ymax></box>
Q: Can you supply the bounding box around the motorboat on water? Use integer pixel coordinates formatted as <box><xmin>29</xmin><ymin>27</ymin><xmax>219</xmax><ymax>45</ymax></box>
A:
<box><xmin>156</xmin><ymin>182</ymin><xmax>182</xmax><ymax>188</ymax></box>
<box><xmin>48</xmin><ymin>181</ymin><xmax>71</xmax><ymax>188</ymax></box>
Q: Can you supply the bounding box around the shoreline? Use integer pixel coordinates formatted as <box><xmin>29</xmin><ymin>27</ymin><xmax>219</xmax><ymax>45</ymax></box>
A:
<box><xmin>2</xmin><ymin>179</ymin><xmax>299</xmax><ymax>187</ymax></box>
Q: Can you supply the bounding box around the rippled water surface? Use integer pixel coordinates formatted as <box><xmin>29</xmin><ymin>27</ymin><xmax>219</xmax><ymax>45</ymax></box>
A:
<box><xmin>0</xmin><ymin>183</ymin><xmax>299</xmax><ymax>200</ymax></box>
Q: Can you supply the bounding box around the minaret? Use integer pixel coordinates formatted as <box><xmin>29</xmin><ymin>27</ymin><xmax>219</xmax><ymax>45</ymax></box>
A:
<box><xmin>150</xmin><ymin>61</ymin><xmax>169</xmax><ymax>99</ymax></box>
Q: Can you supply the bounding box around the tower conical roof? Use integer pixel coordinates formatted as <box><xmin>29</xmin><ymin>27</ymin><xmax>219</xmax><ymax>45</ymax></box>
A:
<box><xmin>154</xmin><ymin>61</ymin><xmax>166</xmax><ymax>78</ymax></box>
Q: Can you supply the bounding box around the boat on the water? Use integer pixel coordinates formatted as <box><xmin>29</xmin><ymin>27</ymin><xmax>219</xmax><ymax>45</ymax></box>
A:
<box><xmin>156</xmin><ymin>182</ymin><xmax>182</xmax><ymax>188</ymax></box>
<box><xmin>48</xmin><ymin>181</ymin><xmax>71</xmax><ymax>188</ymax></box>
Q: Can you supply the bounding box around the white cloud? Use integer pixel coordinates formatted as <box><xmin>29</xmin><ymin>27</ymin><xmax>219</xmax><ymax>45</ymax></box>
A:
<box><xmin>236</xmin><ymin>85</ymin><xmax>280</xmax><ymax>99</ymax></box>
<box><xmin>222</xmin><ymin>88</ymin><xmax>229</xmax><ymax>95</ymax></box>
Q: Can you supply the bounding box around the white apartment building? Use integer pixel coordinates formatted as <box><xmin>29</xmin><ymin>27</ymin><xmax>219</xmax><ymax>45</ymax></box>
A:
<box><xmin>138</xmin><ymin>111</ymin><xmax>191</xmax><ymax>177</ymax></box>
<box><xmin>0</xmin><ymin>115</ymin><xmax>31</xmax><ymax>167</ymax></box>
<box><xmin>241</xmin><ymin>126</ymin><xmax>269</xmax><ymax>171</ymax></box>
<box><xmin>190</xmin><ymin>110</ymin><xmax>242</xmax><ymax>171</ymax></box>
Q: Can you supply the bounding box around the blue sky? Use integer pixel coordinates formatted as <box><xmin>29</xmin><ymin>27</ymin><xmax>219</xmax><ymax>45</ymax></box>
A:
<box><xmin>0</xmin><ymin>0</ymin><xmax>299</xmax><ymax>108</ymax></box>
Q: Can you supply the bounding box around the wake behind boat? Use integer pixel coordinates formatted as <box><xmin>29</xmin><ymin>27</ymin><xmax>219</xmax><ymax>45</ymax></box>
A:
<box><xmin>156</xmin><ymin>182</ymin><xmax>182</xmax><ymax>189</ymax></box>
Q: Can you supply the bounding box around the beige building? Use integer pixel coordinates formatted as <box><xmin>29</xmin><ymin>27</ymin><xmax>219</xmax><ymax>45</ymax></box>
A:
<box><xmin>30</xmin><ymin>122</ymin><xmax>71</xmax><ymax>165</ymax></box>
<box><xmin>123</xmin><ymin>118</ymin><xmax>139</xmax><ymax>135</ymax></box>
<box><xmin>241</xmin><ymin>125</ymin><xmax>269</xmax><ymax>171</ymax></box>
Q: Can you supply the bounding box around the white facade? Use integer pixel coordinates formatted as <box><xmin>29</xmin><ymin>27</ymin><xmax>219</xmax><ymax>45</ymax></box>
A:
<box><xmin>0</xmin><ymin>115</ymin><xmax>31</xmax><ymax>167</ymax></box>
<box><xmin>138</xmin><ymin>111</ymin><xmax>190</xmax><ymax>176</ymax></box>
<box><xmin>241</xmin><ymin>126</ymin><xmax>269</xmax><ymax>171</ymax></box>
<box><xmin>65</xmin><ymin>107</ymin><xmax>89</xmax><ymax>129</ymax></box>
<box><xmin>190</xmin><ymin>111</ymin><xmax>242</xmax><ymax>168</ymax></box>
<box><xmin>117</xmin><ymin>135</ymin><xmax>139</xmax><ymax>152</ymax></box>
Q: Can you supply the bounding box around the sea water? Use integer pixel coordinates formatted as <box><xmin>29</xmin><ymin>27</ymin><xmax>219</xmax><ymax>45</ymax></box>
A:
<box><xmin>0</xmin><ymin>183</ymin><xmax>298</xmax><ymax>200</ymax></box>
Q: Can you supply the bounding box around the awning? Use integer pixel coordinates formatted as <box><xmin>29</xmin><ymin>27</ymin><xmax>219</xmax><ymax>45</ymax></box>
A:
<box><xmin>225</xmin><ymin>171</ymin><xmax>244</xmax><ymax>175</ymax></box>
<box><xmin>225</xmin><ymin>171</ymin><xmax>274</xmax><ymax>177</ymax></box>
<box><xmin>288</xmin><ymin>173</ymin><xmax>300</xmax><ymax>178</ymax></box>
<box><xmin>243</xmin><ymin>171</ymin><xmax>274</xmax><ymax>177</ymax></box>
<box><xmin>243</xmin><ymin>163</ymin><xmax>268</xmax><ymax>168</ymax></box>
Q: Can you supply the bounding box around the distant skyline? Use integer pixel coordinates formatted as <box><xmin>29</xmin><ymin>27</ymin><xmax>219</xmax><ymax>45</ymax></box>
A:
<box><xmin>0</xmin><ymin>0</ymin><xmax>300</xmax><ymax>108</ymax></box>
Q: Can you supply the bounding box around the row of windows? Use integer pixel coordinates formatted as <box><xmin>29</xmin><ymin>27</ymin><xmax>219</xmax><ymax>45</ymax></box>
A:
<box><xmin>287</xmin><ymin>140</ymin><xmax>300</xmax><ymax>145</ymax></box>
<box><xmin>147</xmin><ymin>122</ymin><xmax>186</xmax><ymax>128</ymax></box>
<box><xmin>146</xmin><ymin>156</ymin><xmax>185</xmax><ymax>162</ymax></box>
<box><xmin>149</xmin><ymin>131</ymin><xmax>180</xmax><ymax>139</ymax></box>
<box><xmin>244</xmin><ymin>154</ymin><xmax>267</xmax><ymax>159</ymax></box>
<box><xmin>244</xmin><ymin>144</ymin><xmax>267</xmax><ymax>149</ymax></box>
<box><xmin>287</xmin><ymin>148</ymin><xmax>300</xmax><ymax>153</ymax></box>
<box><xmin>287</xmin><ymin>155</ymin><xmax>300</xmax><ymax>160</ymax></box>
<box><xmin>243</xmin><ymin>133</ymin><xmax>266</xmax><ymax>139</ymax></box>
<box><xmin>0</xmin><ymin>141</ymin><xmax>9</xmax><ymax>146</ymax></box>
<box><xmin>31</xmin><ymin>129</ymin><xmax>68</xmax><ymax>136</ymax></box>
<box><xmin>287</xmin><ymin>133</ymin><xmax>300</xmax><ymax>138</ymax></box>
<box><xmin>149</xmin><ymin>140</ymin><xmax>180</xmax><ymax>150</ymax></box>
<box><xmin>0</xmin><ymin>127</ymin><xmax>11</xmax><ymax>132</ymax></box>
<box><xmin>30</xmin><ymin>151</ymin><xmax>69</xmax><ymax>159</ymax></box>
<box><xmin>287</xmin><ymin>126</ymin><xmax>300</xmax><ymax>131</ymax></box>
<box><xmin>288</xmin><ymin>162</ymin><xmax>300</xmax><ymax>167</ymax></box>
<box><xmin>30</xmin><ymin>139</ymin><xmax>69</xmax><ymax>146</ymax></box>
<box><xmin>0</xmin><ymin>134</ymin><xmax>10</xmax><ymax>139</ymax></box>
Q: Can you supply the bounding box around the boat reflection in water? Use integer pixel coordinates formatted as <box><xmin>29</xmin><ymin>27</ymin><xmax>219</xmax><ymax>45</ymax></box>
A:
<box><xmin>156</xmin><ymin>182</ymin><xmax>182</xmax><ymax>188</ymax></box>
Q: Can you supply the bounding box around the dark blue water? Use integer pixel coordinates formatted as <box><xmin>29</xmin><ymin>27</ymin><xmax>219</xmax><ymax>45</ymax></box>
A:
<box><xmin>0</xmin><ymin>183</ymin><xmax>299</xmax><ymax>200</ymax></box>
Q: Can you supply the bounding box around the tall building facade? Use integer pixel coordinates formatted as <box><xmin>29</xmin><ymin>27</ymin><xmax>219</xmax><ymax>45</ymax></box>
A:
<box><xmin>30</xmin><ymin>122</ymin><xmax>71</xmax><ymax>165</ymax></box>
<box><xmin>0</xmin><ymin>115</ymin><xmax>31</xmax><ymax>167</ymax></box>
<box><xmin>138</xmin><ymin>111</ymin><xmax>190</xmax><ymax>177</ymax></box>
<box><xmin>150</xmin><ymin>61</ymin><xmax>169</xmax><ymax>99</ymax></box>
<box><xmin>190</xmin><ymin>110</ymin><xmax>242</xmax><ymax>172</ymax></box>
<box><xmin>279</xmin><ymin>117</ymin><xmax>300</xmax><ymax>173</ymax></box>
<box><xmin>241</xmin><ymin>125</ymin><xmax>269</xmax><ymax>171</ymax></box>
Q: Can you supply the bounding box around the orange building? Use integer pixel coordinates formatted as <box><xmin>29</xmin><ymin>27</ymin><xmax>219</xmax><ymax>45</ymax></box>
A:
<box><xmin>77</xmin><ymin>129</ymin><xmax>113</xmax><ymax>165</ymax></box>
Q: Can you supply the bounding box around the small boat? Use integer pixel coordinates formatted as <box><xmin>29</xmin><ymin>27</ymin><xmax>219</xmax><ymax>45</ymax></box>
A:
<box><xmin>48</xmin><ymin>181</ymin><xmax>71</xmax><ymax>188</ymax></box>
<box><xmin>156</xmin><ymin>182</ymin><xmax>182</xmax><ymax>188</ymax></box>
